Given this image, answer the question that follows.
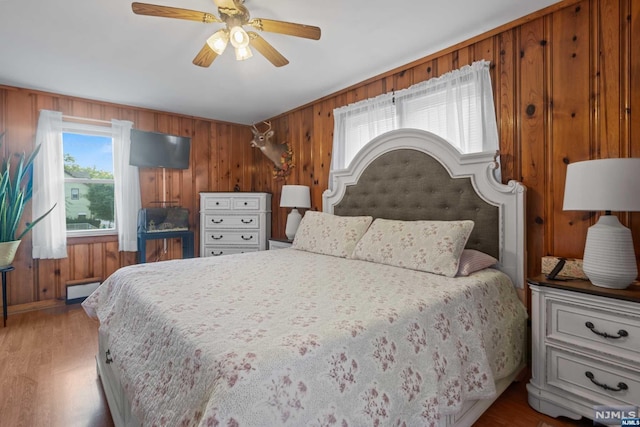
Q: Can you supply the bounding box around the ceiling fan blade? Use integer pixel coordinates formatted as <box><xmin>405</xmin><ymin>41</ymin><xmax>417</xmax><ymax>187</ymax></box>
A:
<box><xmin>193</xmin><ymin>43</ymin><xmax>219</xmax><ymax>67</ymax></box>
<box><xmin>132</xmin><ymin>2</ymin><xmax>220</xmax><ymax>23</ymax></box>
<box><xmin>248</xmin><ymin>32</ymin><xmax>289</xmax><ymax>67</ymax></box>
<box><xmin>249</xmin><ymin>18</ymin><xmax>321</xmax><ymax>40</ymax></box>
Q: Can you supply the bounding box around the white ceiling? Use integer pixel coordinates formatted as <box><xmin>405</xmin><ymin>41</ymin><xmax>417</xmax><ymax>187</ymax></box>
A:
<box><xmin>0</xmin><ymin>0</ymin><xmax>561</xmax><ymax>125</ymax></box>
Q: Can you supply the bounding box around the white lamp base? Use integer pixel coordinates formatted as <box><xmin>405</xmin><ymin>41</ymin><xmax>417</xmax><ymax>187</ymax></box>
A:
<box><xmin>285</xmin><ymin>208</ymin><xmax>302</xmax><ymax>240</ymax></box>
<box><xmin>582</xmin><ymin>215</ymin><xmax>638</xmax><ymax>289</ymax></box>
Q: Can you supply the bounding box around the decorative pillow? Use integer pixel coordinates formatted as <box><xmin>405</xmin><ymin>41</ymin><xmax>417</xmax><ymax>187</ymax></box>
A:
<box><xmin>292</xmin><ymin>211</ymin><xmax>373</xmax><ymax>258</ymax></box>
<box><xmin>456</xmin><ymin>249</ymin><xmax>498</xmax><ymax>276</ymax></box>
<box><xmin>352</xmin><ymin>218</ymin><xmax>474</xmax><ymax>277</ymax></box>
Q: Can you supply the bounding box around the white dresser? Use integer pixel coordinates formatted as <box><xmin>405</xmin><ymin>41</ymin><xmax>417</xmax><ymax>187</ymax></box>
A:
<box><xmin>527</xmin><ymin>276</ymin><xmax>640</xmax><ymax>423</ymax></box>
<box><xmin>199</xmin><ymin>192</ymin><xmax>271</xmax><ymax>257</ymax></box>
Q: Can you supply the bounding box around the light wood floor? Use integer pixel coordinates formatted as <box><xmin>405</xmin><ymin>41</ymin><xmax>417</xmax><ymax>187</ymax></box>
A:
<box><xmin>0</xmin><ymin>306</ymin><xmax>594</xmax><ymax>427</ymax></box>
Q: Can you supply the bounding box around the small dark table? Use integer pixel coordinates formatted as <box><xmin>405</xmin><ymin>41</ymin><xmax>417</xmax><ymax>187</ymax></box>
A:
<box><xmin>1</xmin><ymin>265</ymin><xmax>15</xmax><ymax>327</ymax></box>
<box><xmin>137</xmin><ymin>230</ymin><xmax>194</xmax><ymax>263</ymax></box>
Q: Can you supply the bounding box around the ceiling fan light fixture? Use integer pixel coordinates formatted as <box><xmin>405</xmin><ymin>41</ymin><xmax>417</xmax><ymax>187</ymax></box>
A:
<box><xmin>229</xmin><ymin>25</ymin><xmax>250</xmax><ymax>49</ymax></box>
<box><xmin>206</xmin><ymin>29</ymin><xmax>229</xmax><ymax>55</ymax></box>
<box><xmin>234</xmin><ymin>45</ymin><xmax>253</xmax><ymax>61</ymax></box>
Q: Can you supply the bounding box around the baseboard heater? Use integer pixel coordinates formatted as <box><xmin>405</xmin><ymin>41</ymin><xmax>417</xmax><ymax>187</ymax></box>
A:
<box><xmin>66</xmin><ymin>277</ymin><xmax>101</xmax><ymax>305</ymax></box>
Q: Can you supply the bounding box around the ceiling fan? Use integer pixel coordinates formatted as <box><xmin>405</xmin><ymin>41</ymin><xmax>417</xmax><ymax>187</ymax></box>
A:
<box><xmin>131</xmin><ymin>0</ymin><xmax>321</xmax><ymax>68</ymax></box>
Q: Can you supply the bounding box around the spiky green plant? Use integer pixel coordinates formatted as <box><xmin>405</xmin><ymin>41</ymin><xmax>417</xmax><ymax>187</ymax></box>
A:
<box><xmin>0</xmin><ymin>132</ymin><xmax>56</xmax><ymax>242</ymax></box>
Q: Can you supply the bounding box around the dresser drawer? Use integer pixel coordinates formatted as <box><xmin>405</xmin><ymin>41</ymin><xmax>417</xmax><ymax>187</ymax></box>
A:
<box><xmin>547</xmin><ymin>347</ymin><xmax>640</xmax><ymax>407</ymax></box>
<box><xmin>202</xmin><ymin>246</ymin><xmax>259</xmax><ymax>257</ymax></box>
<box><xmin>203</xmin><ymin>231</ymin><xmax>260</xmax><ymax>246</ymax></box>
<box><xmin>548</xmin><ymin>298</ymin><xmax>640</xmax><ymax>363</ymax></box>
<box><xmin>202</xmin><ymin>197</ymin><xmax>232</xmax><ymax>210</ymax></box>
<box><xmin>232</xmin><ymin>197</ymin><xmax>261</xmax><ymax>210</ymax></box>
<box><xmin>203</xmin><ymin>214</ymin><xmax>260</xmax><ymax>230</ymax></box>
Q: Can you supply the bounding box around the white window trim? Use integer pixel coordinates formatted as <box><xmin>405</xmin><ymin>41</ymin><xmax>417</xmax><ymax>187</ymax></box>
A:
<box><xmin>62</xmin><ymin>124</ymin><xmax>117</xmax><ymax>238</ymax></box>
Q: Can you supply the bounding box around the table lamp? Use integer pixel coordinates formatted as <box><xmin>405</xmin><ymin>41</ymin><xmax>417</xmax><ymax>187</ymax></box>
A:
<box><xmin>280</xmin><ymin>185</ymin><xmax>311</xmax><ymax>240</ymax></box>
<box><xmin>563</xmin><ymin>158</ymin><xmax>640</xmax><ymax>289</ymax></box>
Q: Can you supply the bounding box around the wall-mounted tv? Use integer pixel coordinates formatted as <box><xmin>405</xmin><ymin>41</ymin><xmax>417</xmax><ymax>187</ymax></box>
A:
<box><xmin>129</xmin><ymin>129</ymin><xmax>191</xmax><ymax>169</ymax></box>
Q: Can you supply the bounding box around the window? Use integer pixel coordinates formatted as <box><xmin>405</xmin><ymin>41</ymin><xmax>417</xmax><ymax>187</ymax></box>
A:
<box><xmin>33</xmin><ymin>111</ymin><xmax>140</xmax><ymax>258</ymax></box>
<box><xmin>62</xmin><ymin>129</ymin><xmax>115</xmax><ymax>236</ymax></box>
<box><xmin>332</xmin><ymin>60</ymin><xmax>499</xmax><ymax>172</ymax></box>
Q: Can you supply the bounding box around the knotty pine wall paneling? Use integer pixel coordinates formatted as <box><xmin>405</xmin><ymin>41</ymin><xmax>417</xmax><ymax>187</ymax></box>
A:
<box><xmin>632</xmin><ymin>0</ymin><xmax>640</xmax><ymax>251</ymax></box>
<box><xmin>0</xmin><ymin>86</ymin><xmax>252</xmax><ymax>313</ymax></box>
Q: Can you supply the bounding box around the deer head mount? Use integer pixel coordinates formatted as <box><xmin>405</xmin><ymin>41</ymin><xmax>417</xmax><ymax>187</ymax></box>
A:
<box><xmin>250</xmin><ymin>121</ymin><xmax>293</xmax><ymax>179</ymax></box>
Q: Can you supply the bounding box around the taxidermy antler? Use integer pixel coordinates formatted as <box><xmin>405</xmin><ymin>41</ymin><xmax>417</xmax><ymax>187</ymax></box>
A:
<box><xmin>249</xmin><ymin>121</ymin><xmax>293</xmax><ymax>179</ymax></box>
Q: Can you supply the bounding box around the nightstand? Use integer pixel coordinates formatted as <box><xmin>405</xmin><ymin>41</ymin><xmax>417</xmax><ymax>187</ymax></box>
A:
<box><xmin>268</xmin><ymin>238</ymin><xmax>293</xmax><ymax>250</ymax></box>
<box><xmin>526</xmin><ymin>275</ymin><xmax>640</xmax><ymax>422</ymax></box>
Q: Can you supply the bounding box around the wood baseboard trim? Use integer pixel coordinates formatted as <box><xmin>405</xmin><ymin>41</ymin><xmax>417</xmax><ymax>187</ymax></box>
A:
<box><xmin>1</xmin><ymin>299</ymin><xmax>67</xmax><ymax>317</ymax></box>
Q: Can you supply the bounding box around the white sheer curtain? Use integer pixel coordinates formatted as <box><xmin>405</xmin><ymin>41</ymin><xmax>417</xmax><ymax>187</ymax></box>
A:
<box><xmin>332</xmin><ymin>60</ymin><xmax>499</xmax><ymax>170</ymax></box>
<box><xmin>331</xmin><ymin>92</ymin><xmax>397</xmax><ymax>171</ymax></box>
<box><xmin>112</xmin><ymin>119</ymin><xmax>141</xmax><ymax>252</ymax></box>
<box><xmin>32</xmin><ymin>112</ymin><xmax>142</xmax><ymax>256</ymax></box>
<box><xmin>32</xmin><ymin>110</ymin><xmax>67</xmax><ymax>259</ymax></box>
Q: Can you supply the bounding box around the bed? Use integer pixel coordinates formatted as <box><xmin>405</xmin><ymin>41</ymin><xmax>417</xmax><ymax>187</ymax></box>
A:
<box><xmin>83</xmin><ymin>128</ymin><xmax>527</xmax><ymax>427</ymax></box>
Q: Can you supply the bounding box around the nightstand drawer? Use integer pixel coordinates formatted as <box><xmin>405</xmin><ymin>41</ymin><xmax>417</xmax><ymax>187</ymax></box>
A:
<box><xmin>548</xmin><ymin>347</ymin><xmax>640</xmax><ymax>407</ymax></box>
<box><xmin>203</xmin><ymin>231</ymin><xmax>260</xmax><ymax>246</ymax></box>
<box><xmin>203</xmin><ymin>214</ymin><xmax>260</xmax><ymax>230</ymax></box>
<box><xmin>549</xmin><ymin>298</ymin><xmax>640</xmax><ymax>363</ymax></box>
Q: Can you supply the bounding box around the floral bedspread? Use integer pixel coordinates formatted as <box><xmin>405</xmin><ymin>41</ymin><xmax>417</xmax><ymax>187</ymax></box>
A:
<box><xmin>83</xmin><ymin>249</ymin><xmax>526</xmax><ymax>427</ymax></box>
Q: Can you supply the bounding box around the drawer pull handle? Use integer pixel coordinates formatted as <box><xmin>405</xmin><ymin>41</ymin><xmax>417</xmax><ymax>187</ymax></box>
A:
<box><xmin>241</xmin><ymin>219</ymin><xmax>253</xmax><ymax>224</ymax></box>
<box><xmin>585</xmin><ymin>371</ymin><xmax>628</xmax><ymax>392</ymax></box>
<box><xmin>241</xmin><ymin>235</ymin><xmax>253</xmax><ymax>240</ymax></box>
<box><xmin>211</xmin><ymin>219</ymin><xmax>223</xmax><ymax>224</ymax></box>
<box><xmin>211</xmin><ymin>251</ymin><xmax>223</xmax><ymax>256</ymax></box>
<box><xmin>585</xmin><ymin>321</ymin><xmax>628</xmax><ymax>339</ymax></box>
<box><xmin>211</xmin><ymin>235</ymin><xmax>223</xmax><ymax>240</ymax></box>
<box><xmin>215</xmin><ymin>202</ymin><xmax>220</xmax><ymax>205</ymax></box>
<box><xmin>105</xmin><ymin>349</ymin><xmax>113</xmax><ymax>364</ymax></box>
<box><xmin>244</xmin><ymin>202</ymin><xmax>248</xmax><ymax>206</ymax></box>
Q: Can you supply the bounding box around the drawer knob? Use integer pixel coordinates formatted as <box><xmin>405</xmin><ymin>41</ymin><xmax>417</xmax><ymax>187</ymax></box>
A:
<box><xmin>241</xmin><ymin>219</ymin><xmax>253</xmax><ymax>224</ymax></box>
<box><xmin>585</xmin><ymin>321</ymin><xmax>628</xmax><ymax>339</ymax></box>
<box><xmin>105</xmin><ymin>349</ymin><xmax>113</xmax><ymax>364</ymax></box>
<box><xmin>585</xmin><ymin>371</ymin><xmax>628</xmax><ymax>392</ymax></box>
<box><xmin>241</xmin><ymin>235</ymin><xmax>253</xmax><ymax>240</ymax></box>
<box><xmin>212</xmin><ymin>219</ymin><xmax>223</xmax><ymax>224</ymax></box>
<box><xmin>244</xmin><ymin>202</ymin><xmax>248</xmax><ymax>206</ymax></box>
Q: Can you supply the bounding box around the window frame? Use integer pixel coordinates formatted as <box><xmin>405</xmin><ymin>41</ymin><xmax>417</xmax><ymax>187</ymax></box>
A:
<box><xmin>61</xmin><ymin>122</ymin><xmax>117</xmax><ymax>238</ymax></box>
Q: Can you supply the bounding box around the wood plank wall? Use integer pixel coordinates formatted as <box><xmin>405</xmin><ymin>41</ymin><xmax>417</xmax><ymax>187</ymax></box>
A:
<box><xmin>0</xmin><ymin>87</ymin><xmax>263</xmax><ymax>312</ymax></box>
<box><xmin>0</xmin><ymin>0</ymin><xmax>638</xmax><ymax>313</ymax></box>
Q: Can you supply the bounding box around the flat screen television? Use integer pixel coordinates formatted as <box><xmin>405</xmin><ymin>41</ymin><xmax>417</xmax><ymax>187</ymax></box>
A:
<box><xmin>129</xmin><ymin>129</ymin><xmax>191</xmax><ymax>169</ymax></box>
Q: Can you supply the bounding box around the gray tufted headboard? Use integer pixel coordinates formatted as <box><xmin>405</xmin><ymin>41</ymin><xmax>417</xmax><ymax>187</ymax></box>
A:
<box><xmin>333</xmin><ymin>149</ymin><xmax>499</xmax><ymax>258</ymax></box>
<box><xmin>323</xmin><ymin>129</ymin><xmax>526</xmax><ymax>288</ymax></box>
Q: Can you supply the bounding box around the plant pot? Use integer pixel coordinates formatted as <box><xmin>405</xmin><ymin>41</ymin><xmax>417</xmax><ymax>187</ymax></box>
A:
<box><xmin>0</xmin><ymin>240</ymin><xmax>21</xmax><ymax>268</ymax></box>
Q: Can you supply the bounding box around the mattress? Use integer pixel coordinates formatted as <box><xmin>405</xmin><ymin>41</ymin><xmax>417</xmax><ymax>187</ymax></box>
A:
<box><xmin>83</xmin><ymin>248</ymin><xmax>526</xmax><ymax>426</ymax></box>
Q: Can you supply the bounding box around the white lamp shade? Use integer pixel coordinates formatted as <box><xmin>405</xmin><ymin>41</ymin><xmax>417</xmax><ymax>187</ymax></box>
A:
<box><xmin>563</xmin><ymin>158</ymin><xmax>640</xmax><ymax>211</ymax></box>
<box><xmin>280</xmin><ymin>185</ymin><xmax>310</xmax><ymax>240</ymax></box>
<box><xmin>280</xmin><ymin>185</ymin><xmax>311</xmax><ymax>209</ymax></box>
<box><xmin>562</xmin><ymin>157</ymin><xmax>640</xmax><ymax>289</ymax></box>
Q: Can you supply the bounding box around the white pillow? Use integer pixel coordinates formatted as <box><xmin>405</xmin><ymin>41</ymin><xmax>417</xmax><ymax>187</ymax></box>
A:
<box><xmin>456</xmin><ymin>249</ymin><xmax>498</xmax><ymax>276</ymax></box>
<box><xmin>352</xmin><ymin>218</ymin><xmax>474</xmax><ymax>277</ymax></box>
<box><xmin>292</xmin><ymin>211</ymin><xmax>373</xmax><ymax>258</ymax></box>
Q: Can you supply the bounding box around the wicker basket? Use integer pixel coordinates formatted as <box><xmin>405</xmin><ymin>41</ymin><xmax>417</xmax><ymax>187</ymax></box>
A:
<box><xmin>0</xmin><ymin>240</ymin><xmax>21</xmax><ymax>268</ymax></box>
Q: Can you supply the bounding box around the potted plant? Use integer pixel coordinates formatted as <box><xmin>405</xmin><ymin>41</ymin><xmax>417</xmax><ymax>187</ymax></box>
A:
<box><xmin>0</xmin><ymin>132</ymin><xmax>56</xmax><ymax>267</ymax></box>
